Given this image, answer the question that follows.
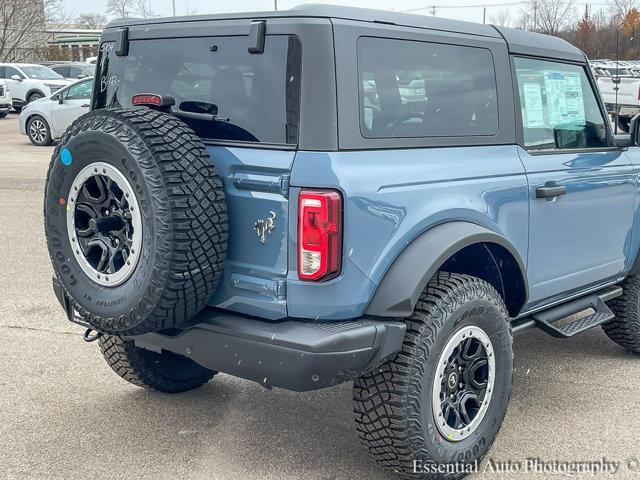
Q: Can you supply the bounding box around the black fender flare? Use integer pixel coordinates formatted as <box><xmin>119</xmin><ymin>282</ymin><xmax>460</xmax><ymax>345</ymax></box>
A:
<box><xmin>365</xmin><ymin>222</ymin><xmax>528</xmax><ymax>317</ymax></box>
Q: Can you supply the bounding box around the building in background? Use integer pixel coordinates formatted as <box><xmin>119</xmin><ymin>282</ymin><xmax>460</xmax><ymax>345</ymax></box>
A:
<box><xmin>46</xmin><ymin>27</ymin><xmax>102</xmax><ymax>61</ymax></box>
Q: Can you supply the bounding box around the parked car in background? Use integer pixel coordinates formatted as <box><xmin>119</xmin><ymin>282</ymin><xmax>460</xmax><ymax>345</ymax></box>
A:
<box><xmin>49</xmin><ymin>62</ymin><xmax>95</xmax><ymax>80</ymax></box>
<box><xmin>0</xmin><ymin>63</ymin><xmax>71</xmax><ymax>112</ymax></box>
<box><xmin>19</xmin><ymin>77</ymin><xmax>92</xmax><ymax>146</ymax></box>
<box><xmin>0</xmin><ymin>80</ymin><xmax>12</xmax><ymax>118</ymax></box>
<box><xmin>85</xmin><ymin>56</ymin><xmax>98</xmax><ymax>65</ymax></box>
<box><xmin>597</xmin><ymin>73</ymin><xmax>640</xmax><ymax>132</ymax></box>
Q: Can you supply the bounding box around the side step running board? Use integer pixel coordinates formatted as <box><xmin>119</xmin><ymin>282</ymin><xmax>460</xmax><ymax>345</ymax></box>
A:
<box><xmin>530</xmin><ymin>286</ymin><xmax>622</xmax><ymax>338</ymax></box>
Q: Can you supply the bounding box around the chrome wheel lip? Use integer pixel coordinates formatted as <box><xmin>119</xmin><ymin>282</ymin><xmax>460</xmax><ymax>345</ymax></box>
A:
<box><xmin>66</xmin><ymin>162</ymin><xmax>143</xmax><ymax>287</ymax></box>
<box><xmin>29</xmin><ymin>119</ymin><xmax>47</xmax><ymax>143</ymax></box>
<box><xmin>432</xmin><ymin>325</ymin><xmax>495</xmax><ymax>442</ymax></box>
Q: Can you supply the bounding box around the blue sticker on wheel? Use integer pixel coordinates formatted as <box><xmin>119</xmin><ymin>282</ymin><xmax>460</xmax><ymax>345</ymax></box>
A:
<box><xmin>60</xmin><ymin>148</ymin><xmax>72</xmax><ymax>166</ymax></box>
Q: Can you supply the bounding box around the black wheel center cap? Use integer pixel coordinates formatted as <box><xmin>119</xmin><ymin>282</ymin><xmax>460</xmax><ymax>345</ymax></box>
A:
<box><xmin>92</xmin><ymin>215</ymin><xmax>126</xmax><ymax>235</ymax></box>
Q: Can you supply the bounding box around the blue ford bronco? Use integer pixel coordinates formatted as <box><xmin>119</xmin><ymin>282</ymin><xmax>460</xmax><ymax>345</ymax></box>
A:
<box><xmin>44</xmin><ymin>5</ymin><xmax>640</xmax><ymax>478</ymax></box>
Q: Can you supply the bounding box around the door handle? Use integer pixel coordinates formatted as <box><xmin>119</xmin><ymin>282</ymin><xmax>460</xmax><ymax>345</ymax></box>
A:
<box><xmin>536</xmin><ymin>182</ymin><xmax>567</xmax><ymax>199</ymax></box>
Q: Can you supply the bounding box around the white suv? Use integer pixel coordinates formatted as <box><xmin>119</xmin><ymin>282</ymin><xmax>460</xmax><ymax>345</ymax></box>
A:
<box><xmin>0</xmin><ymin>63</ymin><xmax>71</xmax><ymax>112</ymax></box>
<box><xmin>0</xmin><ymin>80</ymin><xmax>11</xmax><ymax>118</ymax></box>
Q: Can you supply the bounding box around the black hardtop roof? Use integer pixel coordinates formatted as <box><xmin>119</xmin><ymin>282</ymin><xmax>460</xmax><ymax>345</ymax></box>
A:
<box><xmin>106</xmin><ymin>4</ymin><xmax>585</xmax><ymax>63</ymax></box>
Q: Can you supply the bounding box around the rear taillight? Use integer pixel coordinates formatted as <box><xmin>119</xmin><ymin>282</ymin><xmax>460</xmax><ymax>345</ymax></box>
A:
<box><xmin>298</xmin><ymin>190</ymin><xmax>342</xmax><ymax>281</ymax></box>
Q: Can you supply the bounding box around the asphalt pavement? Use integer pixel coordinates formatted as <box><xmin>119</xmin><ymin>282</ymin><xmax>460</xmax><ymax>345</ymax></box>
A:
<box><xmin>1</xmin><ymin>112</ymin><xmax>639</xmax><ymax>479</ymax></box>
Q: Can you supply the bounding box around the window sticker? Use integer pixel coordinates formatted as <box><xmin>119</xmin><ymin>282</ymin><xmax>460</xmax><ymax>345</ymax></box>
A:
<box><xmin>543</xmin><ymin>71</ymin><xmax>585</xmax><ymax>128</ymax></box>
<box><xmin>522</xmin><ymin>83</ymin><xmax>545</xmax><ymax>128</ymax></box>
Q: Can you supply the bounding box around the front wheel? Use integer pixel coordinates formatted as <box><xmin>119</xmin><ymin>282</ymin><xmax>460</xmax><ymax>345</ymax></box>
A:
<box><xmin>99</xmin><ymin>335</ymin><xmax>216</xmax><ymax>393</ymax></box>
<box><xmin>28</xmin><ymin>92</ymin><xmax>44</xmax><ymax>103</ymax></box>
<box><xmin>27</xmin><ymin>115</ymin><xmax>52</xmax><ymax>146</ymax></box>
<box><xmin>354</xmin><ymin>273</ymin><xmax>513</xmax><ymax>479</ymax></box>
<box><xmin>604</xmin><ymin>275</ymin><xmax>640</xmax><ymax>353</ymax></box>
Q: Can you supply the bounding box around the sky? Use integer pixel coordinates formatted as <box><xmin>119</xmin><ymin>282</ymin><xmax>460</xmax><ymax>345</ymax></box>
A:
<box><xmin>64</xmin><ymin>0</ymin><xmax>536</xmax><ymax>26</ymax></box>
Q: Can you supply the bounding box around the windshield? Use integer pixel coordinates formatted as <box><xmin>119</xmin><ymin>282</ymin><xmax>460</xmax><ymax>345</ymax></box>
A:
<box><xmin>94</xmin><ymin>35</ymin><xmax>302</xmax><ymax>145</ymax></box>
<box><xmin>21</xmin><ymin>66</ymin><xmax>63</xmax><ymax>80</ymax></box>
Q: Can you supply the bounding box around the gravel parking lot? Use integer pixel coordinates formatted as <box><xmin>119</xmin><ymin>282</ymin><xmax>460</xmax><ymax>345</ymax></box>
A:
<box><xmin>1</xmin><ymin>111</ymin><xmax>639</xmax><ymax>480</ymax></box>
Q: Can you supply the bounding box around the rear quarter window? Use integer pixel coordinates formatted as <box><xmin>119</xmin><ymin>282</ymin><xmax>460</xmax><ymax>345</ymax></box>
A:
<box><xmin>357</xmin><ymin>37</ymin><xmax>499</xmax><ymax>139</ymax></box>
<box><xmin>94</xmin><ymin>35</ymin><xmax>301</xmax><ymax>145</ymax></box>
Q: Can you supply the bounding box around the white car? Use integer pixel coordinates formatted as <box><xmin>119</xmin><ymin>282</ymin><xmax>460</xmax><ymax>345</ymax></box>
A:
<box><xmin>0</xmin><ymin>63</ymin><xmax>72</xmax><ymax>113</ymax></box>
<box><xmin>0</xmin><ymin>80</ymin><xmax>11</xmax><ymax>118</ymax></box>
<box><xmin>19</xmin><ymin>77</ymin><xmax>93</xmax><ymax>146</ymax></box>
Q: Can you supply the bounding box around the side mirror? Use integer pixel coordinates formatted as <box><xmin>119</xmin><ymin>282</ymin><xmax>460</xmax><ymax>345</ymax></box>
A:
<box><xmin>10</xmin><ymin>75</ymin><xmax>22</xmax><ymax>82</ymax></box>
<box><xmin>57</xmin><ymin>96</ymin><xmax>64</xmax><ymax>105</ymax></box>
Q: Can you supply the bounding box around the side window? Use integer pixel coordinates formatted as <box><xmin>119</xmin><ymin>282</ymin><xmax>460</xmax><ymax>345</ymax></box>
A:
<box><xmin>357</xmin><ymin>37</ymin><xmax>498</xmax><ymax>138</ymax></box>
<box><xmin>52</xmin><ymin>66</ymin><xmax>67</xmax><ymax>77</ymax></box>
<box><xmin>0</xmin><ymin>67</ymin><xmax>6</xmax><ymax>78</ymax></box>
<box><xmin>6</xmin><ymin>67</ymin><xmax>23</xmax><ymax>79</ymax></box>
<box><xmin>514</xmin><ymin>57</ymin><xmax>609</xmax><ymax>151</ymax></box>
<box><xmin>69</xmin><ymin>66</ymin><xmax>87</xmax><ymax>78</ymax></box>
<box><xmin>64</xmin><ymin>81</ymin><xmax>93</xmax><ymax>100</ymax></box>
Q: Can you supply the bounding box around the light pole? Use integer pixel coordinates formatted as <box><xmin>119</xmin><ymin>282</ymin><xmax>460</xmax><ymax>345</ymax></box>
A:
<box><xmin>274</xmin><ymin>0</ymin><xmax>278</xmax><ymax>11</ymax></box>
<box><xmin>172</xmin><ymin>0</ymin><xmax>176</xmax><ymax>16</ymax></box>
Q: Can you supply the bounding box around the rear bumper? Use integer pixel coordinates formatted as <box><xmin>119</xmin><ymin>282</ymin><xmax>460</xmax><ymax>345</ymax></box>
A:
<box><xmin>128</xmin><ymin>311</ymin><xmax>405</xmax><ymax>391</ymax></box>
<box><xmin>52</xmin><ymin>276</ymin><xmax>406</xmax><ymax>391</ymax></box>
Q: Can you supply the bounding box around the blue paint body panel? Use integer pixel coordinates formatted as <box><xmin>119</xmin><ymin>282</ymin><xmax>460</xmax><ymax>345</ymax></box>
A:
<box><xmin>206</xmin><ymin>146</ymin><xmax>294</xmax><ymax>320</ymax></box>
<box><xmin>203</xmin><ymin>142</ymin><xmax>640</xmax><ymax>322</ymax></box>
<box><xmin>517</xmin><ymin>147</ymin><xmax>635</xmax><ymax>310</ymax></box>
<box><xmin>287</xmin><ymin>146</ymin><xmax>530</xmax><ymax>319</ymax></box>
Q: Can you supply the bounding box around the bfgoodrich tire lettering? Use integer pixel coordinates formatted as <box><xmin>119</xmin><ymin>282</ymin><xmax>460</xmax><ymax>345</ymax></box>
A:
<box><xmin>44</xmin><ymin>108</ymin><xmax>228</xmax><ymax>335</ymax></box>
<box><xmin>353</xmin><ymin>273</ymin><xmax>513</xmax><ymax>479</ymax></box>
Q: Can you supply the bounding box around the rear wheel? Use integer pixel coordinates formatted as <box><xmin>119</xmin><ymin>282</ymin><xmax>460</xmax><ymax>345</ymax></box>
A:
<box><xmin>604</xmin><ymin>275</ymin><xmax>640</xmax><ymax>353</ymax></box>
<box><xmin>99</xmin><ymin>335</ymin><xmax>215</xmax><ymax>393</ymax></box>
<box><xmin>27</xmin><ymin>115</ymin><xmax>52</xmax><ymax>146</ymax></box>
<box><xmin>354</xmin><ymin>273</ymin><xmax>513</xmax><ymax>479</ymax></box>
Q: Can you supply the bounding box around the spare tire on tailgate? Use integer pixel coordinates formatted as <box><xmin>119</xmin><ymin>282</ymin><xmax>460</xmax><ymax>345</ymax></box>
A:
<box><xmin>44</xmin><ymin>108</ymin><xmax>228</xmax><ymax>335</ymax></box>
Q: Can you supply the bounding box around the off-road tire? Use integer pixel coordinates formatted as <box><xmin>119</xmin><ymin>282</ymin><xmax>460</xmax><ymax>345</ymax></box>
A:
<box><xmin>99</xmin><ymin>335</ymin><xmax>215</xmax><ymax>393</ymax></box>
<box><xmin>604</xmin><ymin>275</ymin><xmax>640</xmax><ymax>353</ymax></box>
<box><xmin>44</xmin><ymin>108</ymin><xmax>228</xmax><ymax>335</ymax></box>
<box><xmin>0</xmin><ymin>112</ymin><xmax>8</xmax><ymax>118</ymax></box>
<box><xmin>353</xmin><ymin>273</ymin><xmax>513</xmax><ymax>479</ymax></box>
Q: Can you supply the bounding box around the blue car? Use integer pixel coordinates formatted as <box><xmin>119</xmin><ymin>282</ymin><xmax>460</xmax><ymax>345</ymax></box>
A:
<box><xmin>44</xmin><ymin>6</ymin><xmax>640</xmax><ymax>479</ymax></box>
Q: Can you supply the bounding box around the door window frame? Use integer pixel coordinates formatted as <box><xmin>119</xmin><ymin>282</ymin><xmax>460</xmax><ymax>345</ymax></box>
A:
<box><xmin>510</xmin><ymin>55</ymin><xmax>618</xmax><ymax>155</ymax></box>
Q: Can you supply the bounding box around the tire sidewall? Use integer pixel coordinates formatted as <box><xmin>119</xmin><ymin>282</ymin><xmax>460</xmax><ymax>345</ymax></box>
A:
<box><xmin>417</xmin><ymin>294</ymin><xmax>513</xmax><ymax>467</ymax></box>
<box><xmin>45</xmin><ymin>113</ymin><xmax>171</xmax><ymax>332</ymax></box>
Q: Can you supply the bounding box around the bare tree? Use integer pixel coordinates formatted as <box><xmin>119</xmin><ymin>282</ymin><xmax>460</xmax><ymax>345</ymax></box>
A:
<box><xmin>610</xmin><ymin>0</ymin><xmax>637</xmax><ymax>22</ymax></box>
<box><xmin>521</xmin><ymin>0</ymin><xmax>575</xmax><ymax>35</ymax></box>
<box><xmin>489</xmin><ymin>9</ymin><xmax>512</xmax><ymax>27</ymax></box>
<box><xmin>106</xmin><ymin>0</ymin><xmax>133</xmax><ymax>19</ymax></box>
<box><xmin>78</xmin><ymin>13</ymin><xmax>108</xmax><ymax>29</ymax></box>
<box><xmin>0</xmin><ymin>0</ymin><xmax>71</xmax><ymax>62</ymax></box>
<box><xmin>134</xmin><ymin>0</ymin><xmax>156</xmax><ymax>19</ymax></box>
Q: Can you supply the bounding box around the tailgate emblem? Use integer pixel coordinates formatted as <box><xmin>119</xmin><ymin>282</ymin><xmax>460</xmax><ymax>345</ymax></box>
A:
<box><xmin>254</xmin><ymin>211</ymin><xmax>276</xmax><ymax>244</ymax></box>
